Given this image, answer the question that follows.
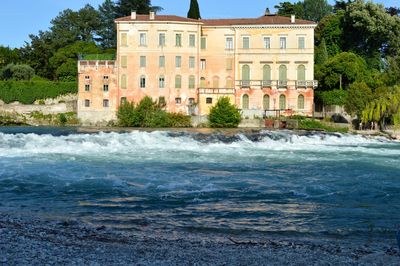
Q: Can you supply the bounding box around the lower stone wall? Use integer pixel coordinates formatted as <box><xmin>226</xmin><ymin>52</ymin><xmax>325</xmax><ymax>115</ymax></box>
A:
<box><xmin>78</xmin><ymin>110</ymin><xmax>117</xmax><ymax>126</ymax></box>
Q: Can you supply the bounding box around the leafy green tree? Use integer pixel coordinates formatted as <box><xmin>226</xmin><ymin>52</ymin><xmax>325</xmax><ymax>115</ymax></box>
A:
<box><xmin>49</xmin><ymin>41</ymin><xmax>101</xmax><ymax>81</ymax></box>
<box><xmin>315</xmin><ymin>38</ymin><xmax>329</xmax><ymax>65</ymax></box>
<box><xmin>97</xmin><ymin>0</ymin><xmax>117</xmax><ymax>48</ymax></box>
<box><xmin>117</xmin><ymin>101</ymin><xmax>137</xmax><ymax>126</ymax></box>
<box><xmin>0</xmin><ymin>46</ymin><xmax>20</xmax><ymax>67</ymax></box>
<box><xmin>344</xmin><ymin>82</ymin><xmax>373</xmax><ymax>117</ymax></box>
<box><xmin>115</xmin><ymin>0</ymin><xmax>162</xmax><ymax>16</ymax></box>
<box><xmin>187</xmin><ymin>0</ymin><xmax>201</xmax><ymax>19</ymax></box>
<box><xmin>362</xmin><ymin>86</ymin><xmax>400</xmax><ymax>129</ymax></box>
<box><xmin>316</xmin><ymin>52</ymin><xmax>369</xmax><ymax>90</ymax></box>
<box><xmin>343</xmin><ymin>1</ymin><xmax>400</xmax><ymax>59</ymax></box>
<box><xmin>274</xmin><ymin>2</ymin><xmax>304</xmax><ymax>18</ymax></box>
<box><xmin>303</xmin><ymin>0</ymin><xmax>332</xmax><ymax>22</ymax></box>
<box><xmin>209</xmin><ymin>97</ymin><xmax>241</xmax><ymax>128</ymax></box>
<box><xmin>315</xmin><ymin>13</ymin><xmax>344</xmax><ymax>56</ymax></box>
<box><xmin>1</xmin><ymin>64</ymin><xmax>34</xmax><ymax>81</ymax></box>
<box><xmin>381</xmin><ymin>56</ymin><xmax>400</xmax><ymax>86</ymax></box>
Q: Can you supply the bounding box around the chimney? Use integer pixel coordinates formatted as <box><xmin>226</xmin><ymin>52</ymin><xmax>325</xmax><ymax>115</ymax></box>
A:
<box><xmin>131</xmin><ymin>11</ymin><xmax>137</xmax><ymax>20</ymax></box>
<box><xmin>150</xmin><ymin>11</ymin><xmax>155</xmax><ymax>20</ymax></box>
<box><xmin>265</xmin><ymin>8</ymin><xmax>270</xmax><ymax>16</ymax></box>
<box><xmin>291</xmin><ymin>14</ymin><xmax>295</xmax><ymax>23</ymax></box>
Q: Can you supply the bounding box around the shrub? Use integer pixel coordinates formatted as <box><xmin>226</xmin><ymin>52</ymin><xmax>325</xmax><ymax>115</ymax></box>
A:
<box><xmin>1</xmin><ymin>64</ymin><xmax>35</xmax><ymax>81</ymax></box>
<box><xmin>117</xmin><ymin>97</ymin><xmax>192</xmax><ymax>128</ymax></box>
<box><xmin>0</xmin><ymin>80</ymin><xmax>77</xmax><ymax>104</ymax></box>
<box><xmin>209</xmin><ymin>97</ymin><xmax>241</xmax><ymax>128</ymax></box>
<box><xmin>58</xmin><ymin>113</ymin><xmax>67</xmax><ymax>125</ymax></box>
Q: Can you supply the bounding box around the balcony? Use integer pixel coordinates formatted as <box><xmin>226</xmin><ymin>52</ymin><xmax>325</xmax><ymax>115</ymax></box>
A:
<box><xmin>198</xmin><ymin>88</ymin><xmax>235</xmax><ymax>94</ymax></box>
<box><xmin>236</xmin><ymin>80</ymin><xmax>318</xmax><ymax>89</ymax></box>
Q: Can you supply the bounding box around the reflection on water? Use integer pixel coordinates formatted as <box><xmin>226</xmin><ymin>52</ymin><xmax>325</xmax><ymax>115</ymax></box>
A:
<box><xmin>0</xmin><ymin>128</ymin><xmax>399</xmax><ymax>240</ymax></box>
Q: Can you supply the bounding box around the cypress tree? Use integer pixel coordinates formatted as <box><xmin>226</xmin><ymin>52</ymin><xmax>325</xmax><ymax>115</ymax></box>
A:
<box><xmin>187</xmin><ymin>0</ymin><xmax>201</xmax><ymax>19</ymax></box>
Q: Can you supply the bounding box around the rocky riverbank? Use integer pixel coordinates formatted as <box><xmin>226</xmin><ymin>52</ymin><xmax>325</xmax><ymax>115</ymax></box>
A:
<box><xmin>0</xmin><ymin>212</ymin><xmax>399</xmax><ymax>265</ymax></box>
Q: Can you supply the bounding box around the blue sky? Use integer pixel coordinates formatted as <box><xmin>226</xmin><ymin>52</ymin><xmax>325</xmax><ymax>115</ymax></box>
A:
<box><xmin>0</xmin><ymin>0</ymin><xmax>397</xmax><ymax>48</ymax></box>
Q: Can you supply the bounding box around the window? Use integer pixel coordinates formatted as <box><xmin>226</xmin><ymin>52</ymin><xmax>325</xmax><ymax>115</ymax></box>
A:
<box><xmin>84</xmin><ymin>99</ymin><xmax>90</xmax><ymax>107</ymax></box>
<box><xmin>200</xmin><ymin>77</ymin><xmax>206</xmax><ymax>88</ymax></box>
<box><xmin>175</xmin><ymin>75</ymin><xmax>182</xmax><ymax>89</ymax></box>
<box><xmin>279</xmin><ymin>65</ymin><xmax>287</xmax><ymax>81</ymax></box>
<box><xmin>103</xmin><ymin>99</ymin><xmax>109</xmax><ymax>108</ymax></box>
<box><xmin>279</xmin><ymin>94</ymin><xmax>286</xmax><ymax>110</ymax></box>
<box><xmin>159</xmin><ymin>76</ymin><xmax>165</xmax><ymax>88</ymax></box>
<box><xmin>103</xmin><ymin>76</ymin><xmax>109</xmax><ymax>80</ymax></box>
<box><xmin>176</xmin><ymin>33</ymin><xmax>182</xmax><ymax>46</ymax></box>
<box><xmin>189</xmin><ymin>56</ymin><xmax>195</xmax><ymax>69</ymax></box>
<box><xmin>189</xmin><ymin>98</ymin><xmax>195</xmax><ymax>105</ymax></box>
<box><xmin>103</xmin><ymin>84</ymin><xmax>109</xmax><ymax>92</ymax></box>
<box><xmin>85</xmin><ymin>84</ymin><xmax>90</xmax><ymax>91</ymax></box>
<box><xmin>206</xmin><ymin>97</ymin><xmax>212</xmax><ymax>104</ymax></box>
<box><xmin>121</xmin><ymin>56</ymin><xmax>127</xmax><ymax>68</ymax></box>
<box><xmin>226</xmin><ymin>37</ymin><xmax>234</xmax><ymax>50</ymax></box>
<box><xmin>175</xmin><ymin>56</ymin><xmax>182</xmax><ymax>68</ymax></box>
<box><xmin>140</xmin><ymin>56</ymin><xmax>146</xmax><ymax>67</ymax></box>
<box><xmin>120</xmin><ymin>32</ymin><xmax>127</xmax><ymax>46</ymax></box>
<box><xmin>85</xmin><ymin>75</ymin><xmax>90</xmax><ymax>80</ymax></box>
<box><xmin>298</xmin><ymin>95</ymin><xmax>305</xmax><ymax>109</ymax></box>
<box><xmin>263</xmin><ymin>95</ymin><xmax>270</xmax><ymax>110</ymax></box>
<box><xmin>243</xmin><ymin>36</ymin><xmax>250</xmax><ymax>49</ymax></box>
<box><xmin>242</xmin><ymin>65</ymin><xmax>250</xmax><ymax>81</ymax></box>
<box><xmin>226</xmin><ymin>77</ymin><xmax>233</xmax><ymax>88</ymax></box>
<box><xmin>200</xmin><ymin>59</ymin><xmax>206</xmax><ymax>70</ymax></box>
<box><xmin>201</xmin><ymin>37</ymin><xmax>206</xmax><ymax>49</ymax></box>
<box><xmin>159</xmin><ymin>33</ymin><xmax>166</xmax><ymax>46</ymax></box>
<box><xmin>264</xmin><ymin>37</ymin><xmax>271</xmax><ymax>49</ymax></box>
<box><xmin>120</xmin><ymin>97</ymin><xmax>127</xmax><ymax>105</ymax></box>
<box><xmin>226</xmin><ymin>58</ymin><xmax>233</xmax><ymax>70</ymax></box>
<box><xmin>263</xmin><ymin>65</ymin><xmax>271</xmax><ymax>81</ymax></box>
<box><xmin>140</xmin><ymin>75</ymin><xmax>146</xmax><ymax>88</ymax></box>
<box><xmin>297</xmin><ymin>65</ymin><xmax>306</xmax><ymax>81</ymax></box>
<box><xmin>298</xmin><ymin>36</ymin><xmax>305</xmax><ymax>49</ymax></box>
<box><xmin>139</xmin><ymin>32</ymin><xmax>147</xmax><ymax>46</ymax></box>
<box><xmin>212</xmin><ymin>76</ymin><xmax>220</xmax><ymax>88</ymax></box>
<box><xmin>189</xmin><ymin>75</ymin><xmax>195</xmax><ymax>89</ymax></box>
<box><xmin>189</xmin><ymin>34</ymin><xmax>196</xmax><ymax>47</ymax></box>
<box><xmin>159</xmin><ymin>96</ymin><xmax>166</xmax><ymax>106</ymax></box>
<box><xmin>159</xmin><ymin>56</ymin><xmax>165</xmax><ymax>68</ymax></box>
<box><xmin>280</xmin><ymin>37</ymin><xmax>287</xmax><ymax>49</ymax></box>
<box><xmin>121</xmin><ymin>74</ymin><xmax>127</xmax><ymax>89</ymax></box>
<box><xmin>242</xmin><ymin>94</ymin><xmax>249</xmax><ymax>109</ymax></box>
<box><xmin>175</xmin><ymin>97</ymin><xmax>182</xmax><ymax>104</ymax></box>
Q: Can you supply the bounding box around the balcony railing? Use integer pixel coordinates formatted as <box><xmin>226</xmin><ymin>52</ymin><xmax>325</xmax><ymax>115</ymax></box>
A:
<box><xmin>198</xmin><ymin>88</ymin><xmax>235</xmax><ymax>94</ymax></box>
<box><xmin>236</xmin><ymin>80</ymin><xmax>318</xmax><ymax>89</ymax></box>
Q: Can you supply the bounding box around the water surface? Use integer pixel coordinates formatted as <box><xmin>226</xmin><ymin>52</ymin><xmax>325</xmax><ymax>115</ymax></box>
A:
<box><xmin>0</xmin><ymin>127</ymin><xmax>399</xmax><ymax>241</ymax></box>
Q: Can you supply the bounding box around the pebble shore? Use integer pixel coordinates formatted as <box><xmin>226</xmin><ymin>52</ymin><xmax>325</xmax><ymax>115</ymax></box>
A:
<box><xmin>1</xmin><ymin>213</ymin><xmax>399</xmax><ymax>265</ymax></box>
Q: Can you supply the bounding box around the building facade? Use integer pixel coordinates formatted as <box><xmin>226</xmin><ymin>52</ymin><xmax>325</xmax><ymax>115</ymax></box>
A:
<box><xmin>78</xmin><ymin>11</ymin><xmax>317</xmax><ymax>124</ymax></box>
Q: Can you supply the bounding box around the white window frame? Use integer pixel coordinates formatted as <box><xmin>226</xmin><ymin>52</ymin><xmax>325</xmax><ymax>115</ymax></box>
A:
<box><xmin>189</xmin><ymin>34</ymin><xmax>196</xmax><ymax>47</ymax></box>
<box><xmin>226</xmin><ymin>37</ymin><xmax>234</xmax><ymax>50</ymax></box>
<box><xmin>159</xmin><ymin>32</ymin><xmax>166</xmax><ymax>47</ymax></box>
<box><xmin>139</xmin><ymin>32</ymin><xmax>147</xmax><ymax>46</ymax></box>
<box><xmin>280</xmin><ymin>36</ymin><xmax>287</xmax><ymax>49</ymax></box>
<box><xmin>263</xmin><ymin>36</ymin><xmax>271</xmax><ymax>49</ymax></box>
<box><xmin>242</xmin><ymin>36</ymin><xmax>250</xmax><ymax>49</ymax></box>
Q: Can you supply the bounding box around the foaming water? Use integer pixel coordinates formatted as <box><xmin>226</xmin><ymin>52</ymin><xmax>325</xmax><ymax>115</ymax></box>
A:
<box><xmin>0</xmin><ymin>127</ymin><xmax>399</xmax><ymax>240</ymax></box>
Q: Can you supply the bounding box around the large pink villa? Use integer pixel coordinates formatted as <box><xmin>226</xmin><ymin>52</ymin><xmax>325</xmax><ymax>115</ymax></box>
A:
<box><xmin>78</xmin><ymin>11</ymin><xmax>317</xmax><ymax>124</ymax></box>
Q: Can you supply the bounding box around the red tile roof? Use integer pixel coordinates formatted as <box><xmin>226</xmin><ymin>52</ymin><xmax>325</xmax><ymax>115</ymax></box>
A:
<box><xmin>115</xmin><ymin>15</ymin><xmax>201</xmax><ymax>23</ymax></box>
<box><xmin>201</xmin><ymin>15</ymin><xmax>316</xmax><ymax>26</ymax></box>
<box><xmin>115</xmin><ymin>14</ymin><xmax>316</xmax><ymax>26</ymax></box>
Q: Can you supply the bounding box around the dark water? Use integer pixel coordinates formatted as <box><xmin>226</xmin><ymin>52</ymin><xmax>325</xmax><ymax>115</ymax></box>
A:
<box><xmin>0</xmin><ymin>127</ymin><xmax>399</xmax><ymax>241</ymax></box>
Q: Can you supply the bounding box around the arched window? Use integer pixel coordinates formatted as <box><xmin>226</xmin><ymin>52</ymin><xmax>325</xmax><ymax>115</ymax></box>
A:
<box><xmin>263</xmin><ymin>94</ymin><xmax>270</xmax><ymax>110</ymax></box>
<box><xmin>200</xmin><ymin>77</ymin><xmax>206</xmax><ymax>88</ymax></box>
<box><xmin>189</xmin><ymin>75</ymin><xmax>195</xmax><ymax>89</ymax></box>
<box><xmin>242</xmin><ymin>94</ymin><xmax>249</xmax><ymax>109</ymax></box>
<box><xmin>298</xmin><ymin>94</ymin><xmax>305</xmax><ymax>109</ymax></box>
<box><xmin>140</xmin><ymin>75</ymin><xmax>146</xmax><ymax>88</ymax></box>
<box><xmin>242</xmin><ymin>65</ymin><xmax>250</xmax><ymax>81</ymax></box>
<box><xmin>279</xmin><ymin>94</ymin><xmax>286</xmax><ymax>110</ymax></box>
<box><xmin>263</xmin><ymin>65</ymin><xmax>271</xmax><ymax>81</ymax></box>
<box><xmin>226</xmin><ymin>76</ymin><xmax>233</xmax><ymax>88</ymax></box>
<box><xmin>279</xmin><ymin>65</ymin><xmax>287</xmax><ymax>81</ymax></box>
<box><xmin>297</xmin><ymin>65</ymin><xmax>306</xmax><ymax>81</ymax></box>
<box><xmin>175</xmin><ymin>75</ymin><xmax>182</xmax><ymax>89</ymax></box>
<box><xmin>212</xmin><ymin>76</ymin><xmax>220</xmax><ymax>88</ymax></box>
